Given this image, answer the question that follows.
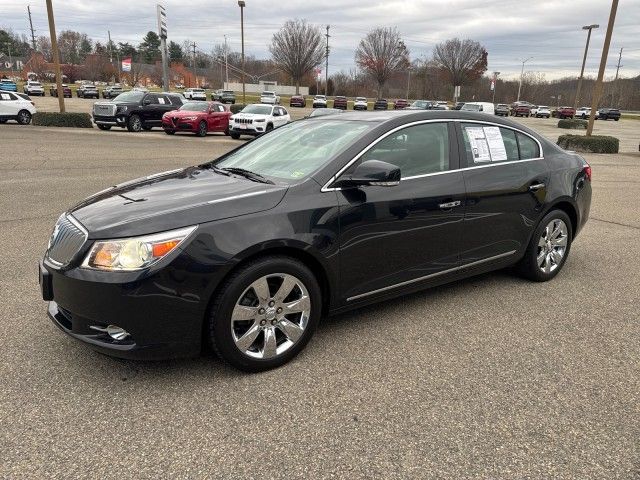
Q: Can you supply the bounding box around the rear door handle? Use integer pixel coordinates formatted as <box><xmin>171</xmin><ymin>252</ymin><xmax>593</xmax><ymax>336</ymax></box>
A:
<box><xmin>439</xmin><ymin>200</ymin><xmax>462</xmax><ymax>209</ymax></box>
<box><xmin>529</xmin><ymin>183</ymin><xmax>546</xmax><ymax>191</ymax></box>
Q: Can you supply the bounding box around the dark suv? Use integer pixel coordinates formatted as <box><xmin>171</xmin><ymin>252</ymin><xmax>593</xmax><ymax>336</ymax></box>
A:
<box><xmin>92</xmin><ymin>91</ymin><xmax>183</xmax><ymax>132</ymax></box>
<box><xmin>374</xmin><ymin>99</ymin><xmax>388</xmax><ymax>110</ymax></box>
<box><xmin>597</xmin><ymin>108</ymin><xmax>620</xmax><ymax>121</ymax></box>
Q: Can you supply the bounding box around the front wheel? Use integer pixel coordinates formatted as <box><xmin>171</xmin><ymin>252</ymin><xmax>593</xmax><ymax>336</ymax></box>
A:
<box><xmin>127</xmin><ymin>114</ymin><xmax>142</xmax><ymax>132</ymax></box>
<box><xmin>207</xmin><ymin>256</ymin><xmax>322</xmax><ymax>372</ymax></box>
<box><xmin>196</xmin><ymin>120</ymin><xmax>207</xmax><ymax>137</ymax></box>
<box><xmin>517</xmin><ymin>210</ymin><xmax>573</xmax><ymax>282</ymax></box>
<box><xmin>164</xmin><ymin>129</ymin><xmax>175</xmax><ymax>135</ymax></box>
<box><xmin>230</xmin><ymin>132</ymin><xmax>241</xmax><ymax>139</ymax></box>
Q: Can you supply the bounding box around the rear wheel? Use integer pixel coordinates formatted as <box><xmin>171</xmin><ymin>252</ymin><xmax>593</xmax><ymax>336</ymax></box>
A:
<box><xmin>517</xmin><ymin>210</ymin><xmax>572</xmax><ymax>282</ymax></box>
<box><xmin>97</xmin><ymin>124</ymin><xmax>111</xmax><ymax>130</ymax></box>
<box><xmin>196</xmin><ymin>120</ymin><xmax>207</xmax><ymax>137</ymax></box>
<box><xmin>207</xmin><ymin>256</ymin><xmax>321</xmax><ymax>372</ymax></box>
<box><xmin>127</xmin><ymin>114</ymin><xmax>142</xmax><ymax>132</ymax></box>
<box><xmin>17</xmin><ymin>110</ymin><xmax>32</xmax><ymax>125</ymax></box>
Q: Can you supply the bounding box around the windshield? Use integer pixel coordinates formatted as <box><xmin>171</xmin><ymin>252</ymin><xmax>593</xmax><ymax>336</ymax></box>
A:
<box><xmin>30</xmin><ymin>82</ymin><xmax>42</xmax><ymax>86</ymax></box>
<box><xmin>113</xmin><ymin>91</ymin><xmax>144</xmax><ymax>102</ymax></box>
<box><xmin>262</xmin><ymin>92</ymin><xmax>275</xmax><ymax>96</ymax></box>
<box><xmin>223</xmin><ymin>90</ymin><xmax>234</xmax><ymax>94</ymax></box>
<box><xmin>538</xmin><ymin>106</ymin><xmax>549</xmax><ymax>109</ymax></box>
<box><xmin>411</xmin><ymin>101</ymin><xmax>427</xmax><ymax>108</ymax></box>
<box><xmin>315</xmin><ymin>95</ymin><xmax>326</xmax><ymax>99</ymax></box>
<box><xmin>241</xmin><ymin>104</ymin><xmax>272</xmax><ymax>115</ymax></box>
<box><xmin>356</xmin><ymin>97</ymin><xmax>367</xmax><ymax>102</ymax></box>
<box><xmin>215</xmin><ymin>120</ymin><xmax>372</xmax><ymax>182</ymax></box>
<box><xmin>461</xmin><ymin>103</ymin><xmax>481</xmax><ymax>111</ymax></box>
<box><xmin>180</xmin><ymin>102</ymin><xmax>209</xmax><ymax>112</ymax></box>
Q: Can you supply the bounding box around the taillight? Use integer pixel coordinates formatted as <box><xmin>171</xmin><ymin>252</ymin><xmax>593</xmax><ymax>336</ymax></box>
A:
<box><xmin>583</xmin><ymin>164</ymin><xmax>592</xmax><ymax>182</ymax></box>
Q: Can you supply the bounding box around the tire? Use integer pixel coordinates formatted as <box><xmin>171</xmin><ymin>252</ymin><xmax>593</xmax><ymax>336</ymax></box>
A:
<box><xmin>17</xmin><ymin>110</ymin><xmax>32</xmax><ymax>125</ymax></box>
<box><xmin>266</xmin><ymin>123</ymin><xmax>274</xmax><ymax>133</ymax></box>
<box><xmin>517</xmin><ymin>209</ymin><xmax>573</xmax><ymax>282</ymax></box>
<box><xmin>0</xmin><ymin>119</ymin><xmax>7</xmax><ymax>123</ymax></box>
<box><xmin>126</xmin><ymin>114</ymin><xmax>142</xmax><ymax>132</ymax></box>
<box><xmin>614</xmin><ymin>118</ymin><xmax>619</xmax><ymax>121</ymax></box>
<box><xmin>97</xmin><ymin>124</ymin><xmax>111</xmax><ymax>130</ymax></box>
<box><xmin>207</xmin><ymin>255</ymin><xmax>322</xmax><ymax>372</ymax></box>
<box><xmin>196</xmin><ymin>120</ymin><xmax>207</xmax><ymax>137</ymax></box>
<box><xmin>231</xmin><ymin>132</ymin><xmax>240</xmax><ymax>139</ymax></box>
<box><xmin>164</xmin><ymin>129</ymin><xmax>175</xmax><ymax>135</ymax></box>
<box><xmin>224</xmin><ymin>127</ymin><xmax>229</xmax><ymax>136</ymax></box>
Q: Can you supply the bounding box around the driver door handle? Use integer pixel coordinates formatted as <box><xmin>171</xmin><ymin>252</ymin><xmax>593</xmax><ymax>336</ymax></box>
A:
<box><xmin>529</xmin><ymin>183</ymin><xmax>546</xmax><ymax>191</ymax></box>
<box><xmin>439</xmin><ymin>200</ymin><xmax>461</xmax><ymax>209</ymax></box>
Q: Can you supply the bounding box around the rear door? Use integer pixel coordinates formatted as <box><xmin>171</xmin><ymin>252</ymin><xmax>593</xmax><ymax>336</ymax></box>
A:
<box><xmin>457</xmin><ymin>122</ymin><xmax>549</xmax><ymax>265</ymax></box>
<box><xmin>335</xmin><ymin>120</ymin><xmax>466</xmax><ymax>302</ymax></box>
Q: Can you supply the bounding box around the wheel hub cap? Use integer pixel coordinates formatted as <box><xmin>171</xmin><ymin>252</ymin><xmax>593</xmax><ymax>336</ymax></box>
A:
<box><xmin>537</xmin><ymin>219</ymin><xmax>568</xmax><ymax>274</ymax></box>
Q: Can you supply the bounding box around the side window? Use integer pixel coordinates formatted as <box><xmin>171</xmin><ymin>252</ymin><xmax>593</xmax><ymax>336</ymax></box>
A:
<box><xmin>156</xmin><ymin>95</ymin><xmax>168</xmax><ymax>105</ymax></box>
<box><xmin>217</xmin><ymin>105</ymin><xmax>225</xmax><ymax>112</ymax></box>
<box><xmin>0</xmin><ymin>92</ymin><xmax>16</xmax><ymax>101</ymax></box>
<box><xmin>145</xmin><ymin>94</ymin><xmax>159</xmax><ymax>105</ymax></box>
<box><xmin>360</xmin><ymin>123</ymin><xmax>450</xmax><ymax>178</ymax></box>
<box><xmin>461</xmin><ymin>123</ymin><xmax>534</xmax><ymax>164</ymax></box>
<box><xmin>517</xmin><ymin>132</ymin><xmax>540</xmax><ymax>159</ymax></box>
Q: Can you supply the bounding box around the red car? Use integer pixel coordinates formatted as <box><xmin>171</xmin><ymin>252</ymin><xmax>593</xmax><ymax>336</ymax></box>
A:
<box><xmin>162</xmin><ymin>101</ymin><xmax>231</xmax><ymax>137</ymax></box>
<box><xmin>289</xmin><ymin>95</ymin><xmax>306</xmax><ymax>107</ymax></box>
<box><xmin>512</xmin><ymin>105</ymin><xmax>531</xmax><ymax>117</ymax></box>
<box><xmin>393</xmin><ymin>99</ymin><xmax>409</xmax><ymax>109</ymax></box>
<box><xmin>333</xmin><ymin>96</ymin><xmax>348</xmax><ymax>110</ymax></box>
<box><xmin>552</xmin><ymin>106</ymin><xmax>576</xmax><ymax>119</ymax></box>
<box><xmin>49</xmin><ymin>84</ymin><xmax>72</xmax><ymax>98</ymax></box>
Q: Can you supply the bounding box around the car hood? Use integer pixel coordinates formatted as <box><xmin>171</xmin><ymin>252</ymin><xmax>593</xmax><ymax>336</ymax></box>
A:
<box><xmin>233</xmin><ymin>113</ymin><xmax>270</xmax><ymax>120</ymax></box>
<box><xmin>164</xmin><ymin>110</ymin><xmax>205</xmax><ymax>118</ymax></box>
<box><xmin>70</xmin><ymin>166</ymin><xmax>287</xmax><ymax>238</ymax></box>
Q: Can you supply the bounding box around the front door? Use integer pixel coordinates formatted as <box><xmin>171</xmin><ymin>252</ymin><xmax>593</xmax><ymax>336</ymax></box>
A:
<box><xmin>335</xmin><ymin>121</ymin><xmax>465</xmax><ymax>303</ymax></box>
<box><xmin>456</xmin><ymin>122</ymin><xmax>549</xmax><ymax>264</ymax></box>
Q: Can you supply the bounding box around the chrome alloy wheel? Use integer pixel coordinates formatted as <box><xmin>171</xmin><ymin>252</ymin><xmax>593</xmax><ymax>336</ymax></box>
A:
<box><xmin>537</xmin><ymin>219</ymin><xmax>568</xmax><ymax>274</ymax></box>
<box><xmin>231</xmin><ymin>274</ymin><xmax>311</xmax><ymax>359</ymax></box>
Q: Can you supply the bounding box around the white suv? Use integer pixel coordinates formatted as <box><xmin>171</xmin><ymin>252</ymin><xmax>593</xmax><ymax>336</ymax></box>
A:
<box><xmin>24</xmin><ymin>80</ymin><xmax>45</xmax><ymax>96</ymax></box>
<box><xmin>260</xmin><ymin>91</ymin><xmax>280</xmax><ymax>104</ymax></box>
<box><xmin>229</xmin><ymin>104</ymin><xmax>290</xmax><ymax>139</ymax></box>
<box><xmin>183</xmin><ymin>88</ymin><xmax>206</xmax><ymax>101</ymax></box>
<box><xmin>532</xmin><ymin>105</ymin><xmax>551</xmax><ymax>118</ymax></box>
<box><xmin>0</xmin><ymin>91</ymin><xmax>37</xmax><ymax>124</ymax></box>
<box><xmin>353</xmin><ymin>97</ymin><xmax>368</xmax><ymax>110</ymax></box>
<box><xmin>312</xmin><ymin>95</ymin><xmax>327</xmax><ymax>108</ymax></box>
<box><xmin>576</xmin><ymin>107</ymin><xmax>597</xmax><ymax>119</ymax></box>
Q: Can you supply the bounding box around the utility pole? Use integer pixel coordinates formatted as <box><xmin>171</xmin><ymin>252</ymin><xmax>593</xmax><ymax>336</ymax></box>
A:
<box><xmin>325</xmin><ymin>25</ymin><xmax>330</xmax><ymax>96</ymax></box>
<box><xmin>492</xmin><ymin>71</ymin><xmax>500</xmax><ymax>103</ymax></box>
<box><xmin>191</xmin><ymin>41</ymin><xmax>197</xmax><ymax>87</ymax></box>
<box><xmin>405</xmin><ymin>67</ymin><xmax>411</xmax><ymax>99</ymax></box>
<box><xmin>28</xmin><ymin>6</ymin><xmax>37</xmax><ymax>51</ymax></box>
<box><xmin>238</xmin><ymin>0</ymin><xmax>245</xmax><ymax>105</ymax></box>
<box><xmin>516</xmin><ymin>57</ymin><xmax>532</xmax><ymax>102</ymax></box>
<box><xmin>45</xmin><ymin>0</ymin><xmax>64</xmax><ymax>113</ymax></box>
<box><xmin>613</xmin><ymin>47</ymin><xmax>623</xmax><ymax>107</ymax></box>
<box><xmin>574</xmin><ymin>24</ymin><xmax>599</xmax><ymax>109</ymax></box>
<box><xmin>107</xmin><ymin>30</ymin><xmax>113</xmax><ymax>63</ymax></box>
<box><xmin>157</xmin><ymin>4</ymin><xmax>169</xmax><ymax>91</ymax></box>
<box><xmin>587</xmin><ymin>0</ymin><xmax>618</xmax><ymax>136</ymax></box>
<box><xmin>224</xmin><ymin>34</ymin><xmax>229</xmax><ymax>88</ymax></box>
<box><xmin>4</xmin><ymin>43</ymin><xmax>14</xmax><ymax>77</ymax></box>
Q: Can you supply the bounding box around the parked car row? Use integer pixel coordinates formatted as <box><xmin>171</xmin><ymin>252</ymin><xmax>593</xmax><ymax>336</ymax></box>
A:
<box><xmin>298</xmin><ymin>95</ymin><xmax>412</xmax><ymax>110</ymax></box>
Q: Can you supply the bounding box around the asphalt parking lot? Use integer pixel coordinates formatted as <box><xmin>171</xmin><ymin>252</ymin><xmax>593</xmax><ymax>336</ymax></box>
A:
<box><xmin>1</xmin><ymin>121</ymin><xmax>639</xmax><ymax>478</ymax></box>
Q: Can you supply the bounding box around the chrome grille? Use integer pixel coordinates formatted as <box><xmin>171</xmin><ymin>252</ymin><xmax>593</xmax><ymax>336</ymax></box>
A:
<box><xmin>235</xmin><ymin>118</ymin><xmax>253</xmax><ymax>124</ymax></box>
<box><xmin>46</xmin><ymin>215</ymin><xmax>88</xmax><ymax>267</ymax></box>
<box><xmin>93</xmin><ymin>103</ymin><xmax>116</xmax><ymax>116</ymax></box>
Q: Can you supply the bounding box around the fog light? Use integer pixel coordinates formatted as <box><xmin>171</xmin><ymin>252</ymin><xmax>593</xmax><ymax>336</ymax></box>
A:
<box><xmin>90</xmin><ymin>324</ymin><xmax>130</xmax><ymax>340</ymax></box>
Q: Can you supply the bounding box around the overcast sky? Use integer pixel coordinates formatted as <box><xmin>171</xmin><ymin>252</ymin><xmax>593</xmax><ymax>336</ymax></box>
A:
<box><xmin>3</xmin><ymin>0</ymin><xmax>639</xmax><ymax>80</ymax></box>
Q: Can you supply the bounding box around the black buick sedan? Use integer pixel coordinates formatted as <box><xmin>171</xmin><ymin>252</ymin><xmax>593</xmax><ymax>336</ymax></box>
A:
<box><xmin>40</xmin><ymin>111</ymin><xmax>592</xmax><ymax>371</ymax></box>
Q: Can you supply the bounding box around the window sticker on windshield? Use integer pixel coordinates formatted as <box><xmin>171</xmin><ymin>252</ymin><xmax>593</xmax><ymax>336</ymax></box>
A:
<box><xmin>483</xmin><ymin>127</ymin><xmax>508</xmax><ymax>161</ymax></box>
<box><xmin>157</xmin><ymin>97</ymin><xmax>166</xmax><ymax>104</ymax></box>
<box><xmin>466</xmin><ymin>127</ymin><xmax>491</xmax><ymax>162</ymax></box>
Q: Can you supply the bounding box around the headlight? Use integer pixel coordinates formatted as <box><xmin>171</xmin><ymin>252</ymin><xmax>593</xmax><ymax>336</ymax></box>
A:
<box><xmin>116</xmin><ymin>105</ymin><xmax>128</xmax><ymax>112</ymax></box>
<box><xmin>181</xmin><ymin>116</ymin><xmax>198</xmax><ymax>121</ymax></box>
<box><xmin>254</xmin><ymin>118</ymin><xmax>265</xmax><ymax>122</ymax></box>
<box><xmin>82</xmin><ymin>226</ymin><xmax>196</xmax><ymax>271</ymax></box>
<box><xmin>230</xmin><ymin>115</ymin><xmax>236</xmax><ymax>121</ymax></box>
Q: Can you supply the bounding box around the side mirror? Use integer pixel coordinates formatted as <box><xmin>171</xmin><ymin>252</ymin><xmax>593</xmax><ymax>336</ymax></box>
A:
<box><xmin>335</xmin><ymin>160</ymin><xmax>400</xmax><ymax>188</ymax></box>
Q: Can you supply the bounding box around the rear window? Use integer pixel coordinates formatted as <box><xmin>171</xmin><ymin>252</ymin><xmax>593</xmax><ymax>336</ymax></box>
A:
<box><xmin>461</xmin><ymin>123</ymin><xmax>540</xmax><ymax>164</ymax></box>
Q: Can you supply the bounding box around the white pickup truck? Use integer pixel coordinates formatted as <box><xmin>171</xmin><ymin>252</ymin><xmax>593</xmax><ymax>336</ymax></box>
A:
<box><xmin>260</xmin><ymin>91</ymin><xmax>280</xmax><ymax>105</ymax></box>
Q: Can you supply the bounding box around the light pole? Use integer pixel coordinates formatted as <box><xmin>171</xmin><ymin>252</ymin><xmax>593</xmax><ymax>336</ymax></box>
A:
<box><xmin>574</xmin><ymin>23</ymin><xmax>599</xmax><ymax>109</ymax></box>
<box><xmin>238</xmin><ymin>0</ymin><xmax>246</xmax><ymax>105</ymax></box>
<box><xmin>516</xmin><ymin>57</ymin><xmax>532</xmax><ymax>102</ymax></box>
<box><xmin>4</xmin><ymin>43</ymin><xmax>14</xmax><ymax>78</ymax></box>
<box><xmin>492</xmin><ymin>71</ymin><xmax>500</xmax><ymax>103</ymax></box>
<box><xmin>405</xmin><ymin>67</ymin><xmax>411</xmax><ymax>100</ymax></box>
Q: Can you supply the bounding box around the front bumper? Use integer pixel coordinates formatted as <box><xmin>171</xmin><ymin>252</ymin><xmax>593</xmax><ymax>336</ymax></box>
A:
<box><xmin>230</xmin><ymin>124</ymin><xmax>265</xmax><ymax>135</ymax></box>
<box><xmin>40</xmin><ymin>258</ymin><xmax>205</xmax><ymax>361</ymax></box>
<box><xmin>93</xmin><ymin>114</ymin><xmax>127</xmax><ymax>127</ymax></box>
<box><xmin>162</xmin><ymin>118</ymin><xmax>197</xmax><ymax>132</ymax></box>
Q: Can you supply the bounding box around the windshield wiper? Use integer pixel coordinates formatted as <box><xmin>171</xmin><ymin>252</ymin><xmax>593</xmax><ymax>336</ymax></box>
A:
<box><xmin>210</xmin><ymin>165</ymin><xmax>232</xmax><ymax>176</ymax></box>
<box><xmin>221</xmin><ymin>167</ymin><xmax>274</xmax><ymax>184</ymax></box>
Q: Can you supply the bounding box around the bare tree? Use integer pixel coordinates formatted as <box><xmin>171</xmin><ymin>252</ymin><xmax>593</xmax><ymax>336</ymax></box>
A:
<box><xmin>355</xmin><ymin>27</ymin><xmax>409</xmax><ymax>97</ymax></box>
<box><xmin>432</xmin><ymin>38</ymin><xmax>487</xmax><ymax>92</ymax></box>
<box><xmin>270</xmin><ymin>19</ymin><xmax>325</xmax><ymax>94</ymax></box>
